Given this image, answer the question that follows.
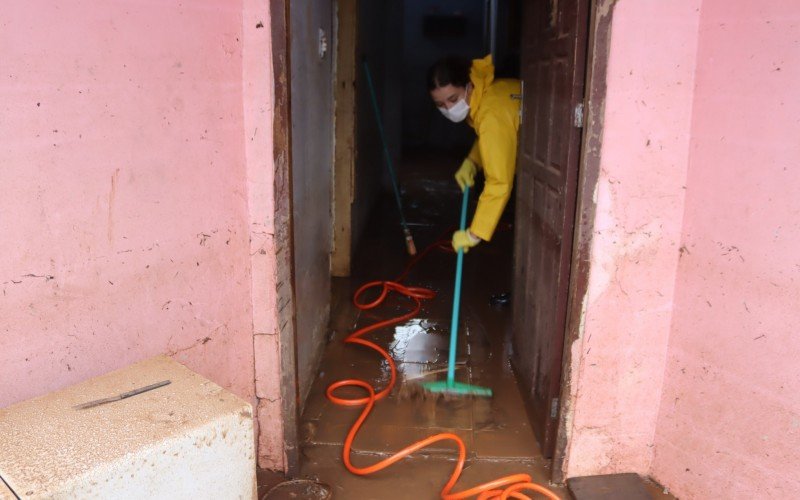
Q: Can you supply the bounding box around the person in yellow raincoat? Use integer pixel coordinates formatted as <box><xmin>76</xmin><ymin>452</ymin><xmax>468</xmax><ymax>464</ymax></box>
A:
<box><xmin>427</xmin><ymin>55</ymin><xmax>521</xmax><ymax>253</ymax></box>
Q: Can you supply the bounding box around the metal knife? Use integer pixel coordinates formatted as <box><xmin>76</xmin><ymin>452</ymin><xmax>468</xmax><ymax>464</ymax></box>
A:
<box><xmin>74</xmin><ymin>380</ymin><xmax>171</xmax><ymax>409</ymax></box>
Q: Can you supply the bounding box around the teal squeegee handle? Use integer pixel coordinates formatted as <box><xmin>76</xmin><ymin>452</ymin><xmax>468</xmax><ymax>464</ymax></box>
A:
<box><xmin>447</xmin><ymin>186</ymin><xmax>470</xmax><ymax>386</ymax></box>
<box><xmin>363</xmin><ymin>59</ymin><xmax>407</xmax><ymax>230</ymax></box>
<box><xmin>363</xmin><ymin>59</ymin><xmax>417</xmax><ymax>255</ymax></box>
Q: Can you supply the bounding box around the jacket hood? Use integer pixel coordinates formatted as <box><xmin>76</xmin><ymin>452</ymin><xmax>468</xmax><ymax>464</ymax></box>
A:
<box><xmin>468</xmin><ymin>55</ymin><xmax>495</xmax><ymax>120</ymax></box>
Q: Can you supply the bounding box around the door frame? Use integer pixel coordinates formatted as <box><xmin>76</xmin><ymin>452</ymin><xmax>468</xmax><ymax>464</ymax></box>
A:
<box><xmin>271</xmin><ymin>0</ymin><xmax>618</xmax><ymax>482</ymax></box>
<box><xmin>270</xmin><ymin>0</ymin><xmax>301</xmax><ymax>476</ymax></box>
<box><xmin>331</xmin><ymin>0</ymin><xmax>357</xmax><ymax>278</ymax></box>
<box><xmin>550</xmin><ymin>0</ymin><xmax>616</xmax><ymax>483</ymax></box>
<box><xmin>270</xmin><ymin>0</ymin><xmax>339</xmax><ymax>477</ymax></box>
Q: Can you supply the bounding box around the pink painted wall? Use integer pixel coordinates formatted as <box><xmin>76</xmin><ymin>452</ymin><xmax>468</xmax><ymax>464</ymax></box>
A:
<box><xmin>242</xmin><ymin>0</ymin><xmax>285</xmax><ymax>471</ymax></box>
<box><xmin>0</xmin><ymin>0</ymin><xmax>258</xmax><ymax>417</ymax></box>
<box><xmin>563</xmin><ymin>1</ymin><xmax>800</xmax><ymax>496</ymax></box>
<box><xmin>562</xmin><ymin>0</ymin><xmax>701</xmax><ymax>477</ymax></box>
<box><xmin>652</xmin><ymin>1</ymin><xmax>800</xmax><ymax>498</ymax></box>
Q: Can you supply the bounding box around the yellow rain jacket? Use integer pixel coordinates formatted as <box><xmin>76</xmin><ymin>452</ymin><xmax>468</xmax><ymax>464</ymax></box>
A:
<box><xmin>465</xmin><ymin>55</ymin><xmax>521</xmax><ymax>241</ymax></box>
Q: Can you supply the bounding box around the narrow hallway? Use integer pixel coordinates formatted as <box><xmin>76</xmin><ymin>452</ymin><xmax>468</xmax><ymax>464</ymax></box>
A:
<box><xmin>297</xmin><ymin>150</ymin><xmax>563</xmax><ymax>498</ymax></box>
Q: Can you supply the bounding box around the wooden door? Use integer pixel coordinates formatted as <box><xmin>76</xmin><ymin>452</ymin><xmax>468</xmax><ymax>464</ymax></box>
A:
<box><xmin>512</xmin><ymin>0</ymin><xmax>589</xmax><ymax>458</ymax></box>
<box><xmin>290</xmin><ymin>0</ymin><xmax>334</xmax><ymax>406</ymax></box>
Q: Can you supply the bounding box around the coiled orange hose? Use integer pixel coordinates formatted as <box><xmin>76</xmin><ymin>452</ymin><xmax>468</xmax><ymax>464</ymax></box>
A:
<box><xmin>325</xmin><ymin>239</ymin><xmax>560</xmax><ymax>500</ymax></box>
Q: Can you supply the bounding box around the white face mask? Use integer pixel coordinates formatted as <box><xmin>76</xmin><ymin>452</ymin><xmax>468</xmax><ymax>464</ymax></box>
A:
<box><xmin>439</xmin><ymin>97</ymin><xmax>470</xmax><ymax>123</ymax></box>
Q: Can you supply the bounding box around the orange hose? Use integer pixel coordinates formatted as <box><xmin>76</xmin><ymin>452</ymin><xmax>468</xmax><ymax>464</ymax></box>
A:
<box><xmin>325</xmin><ymin>239</ymin><xmax>560</xmax><ymax>500</ymax></box>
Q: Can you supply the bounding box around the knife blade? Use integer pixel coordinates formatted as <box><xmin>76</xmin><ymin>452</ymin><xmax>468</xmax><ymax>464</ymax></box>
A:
<box><xmin>74</xmin><ymin>380</ymin><xmax>171</xmax><ymax>410</ymax></box>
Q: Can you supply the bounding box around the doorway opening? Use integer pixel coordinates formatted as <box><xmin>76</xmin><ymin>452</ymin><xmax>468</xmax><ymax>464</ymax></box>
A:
<box><xmin>278</xmin><ymin>0</ymin><xmax>595</xmax><ymax>492</ymax></box>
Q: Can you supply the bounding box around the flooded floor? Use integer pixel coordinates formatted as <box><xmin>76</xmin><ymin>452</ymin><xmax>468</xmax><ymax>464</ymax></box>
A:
<box><xmin>288</xmin><ymin>151</ymin><xmax>672</xmax><ymax>500</ymax></box>
<box><xmin>252</xmin><ymin>150</ymin><xmax>680</xmax><ymax>499</ymax></box>
<box><xmin>298</xmin><ymin>150</ymin><xmax>564</xmax><ymax>499</ymax></box>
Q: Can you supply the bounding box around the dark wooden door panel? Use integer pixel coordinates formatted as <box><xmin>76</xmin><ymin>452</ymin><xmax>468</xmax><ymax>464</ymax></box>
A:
<box><xmin>290</xmin><ymin>0</ymin><xmax>334</xmax><ymax>407</ymax></box>
<box><xmin>512</xmin><ymin>0</ymin><xmax>589</xmax><ymax>458</ymax></box>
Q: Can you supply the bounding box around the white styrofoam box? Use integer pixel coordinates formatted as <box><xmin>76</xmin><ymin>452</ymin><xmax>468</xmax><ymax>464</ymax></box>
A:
<box><xmin>0</xmin><ymin>356</ymin><xmax>256</xmax><ymax>499</ymax></box>
<box><xmin>0</xmin><ymin>478</ymin><xmax>14</xmax><ymax>500</ymax></box>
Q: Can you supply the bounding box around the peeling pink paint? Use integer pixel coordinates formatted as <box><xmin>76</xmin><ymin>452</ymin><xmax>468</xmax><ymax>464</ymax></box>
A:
<box><xmin>256</xmin><ymin>397</ymin><xmax>285</xmax><ymax>470</ymax></box>
<box><xmin>564</xmin><ymin>1</ymin><xmax>800</xmax><ymax>497</ymax></box>
<box><xmin>0</xmin><ymin>1</ymin><xmax>257</xmax><ymax>420</ymax></box>
<box><xmin>563</xmin><ymin>0</ymin><xmax>701</xmax><ymax>478</ymax></box>
<box><xmin>1</xmin><ymin>0</ymin><xmax>286</xmax><ymax>472</ymax></box>
<box><xmin>652</xmin><ymin>1</ymin><xmax>800</xmax><ymax>498</ymax></box>
<box><xmin>242</xmin><ymin>0</ymin><xmax>285</xmax><ymax>471</ymax></box>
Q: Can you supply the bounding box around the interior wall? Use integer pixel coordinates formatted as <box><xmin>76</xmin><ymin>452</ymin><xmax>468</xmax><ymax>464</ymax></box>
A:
<box><xmin>380</xmin><ymin>0</ymin><xmax>405</xmax><ymax>191</ymax></box>
<box><xmin>351</xmin><ymin>0</ymin><xmax>404</xmax><ymax>252</ymax></box>
<box><xmin>561</xmin><ymin>0</ymin><xmax>701</xmax><ymax>478</ymax></box>
<box><xmin>492</xmin><ymin>0</ymin><xmax>521</xmax><ymax>78</ymax></box>
<box><xmin>0</xmin><ymin>1</ymin><xmax>257</xmax><ymax>408</ymax></box>
<box><xmin>652</xmin><ymin>1</ymin><xmax>800</xmax><ymax>498</ymax></box>
<box><xmin>401</xmin><ymin>0</ymin><xmax>485</xmax><ymax>152</ymax></box>
<box><xmin>290</xmin><ymin>0</ymin><xmax>334</xmax><ymax>406</ymax></box>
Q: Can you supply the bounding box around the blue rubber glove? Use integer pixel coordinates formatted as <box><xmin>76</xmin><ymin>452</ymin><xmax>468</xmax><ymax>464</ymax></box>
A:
<box><xmin>452</xmin><ymin>230</ymin><xmax>480</xmax><ymax>253</ymax></box>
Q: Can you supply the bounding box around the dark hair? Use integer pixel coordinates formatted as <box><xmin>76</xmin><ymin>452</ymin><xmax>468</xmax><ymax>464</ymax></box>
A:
<box><xmin>426</xmin><ymin>56</ymin><xmax>470</xmax><ymax>91</ymax></box>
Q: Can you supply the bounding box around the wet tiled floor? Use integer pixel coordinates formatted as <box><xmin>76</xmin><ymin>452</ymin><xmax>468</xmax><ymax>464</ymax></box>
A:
<box><xmin>291</xmin><ymin>151</ymin><xmax>672</xmax><ymax>499</ymax></box>
<box><xmin>298</xmin><ymin>151</ymin><xmax>563</xmax><ymax>499</ymax></box>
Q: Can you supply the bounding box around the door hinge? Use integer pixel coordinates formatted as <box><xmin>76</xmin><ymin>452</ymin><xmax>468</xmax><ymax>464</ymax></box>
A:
<box><xmin>318</xmin><ymin>28</ymin><xmax>328</xmax><ymax>59</ymax></box>
<box><xmin>573</xmin><ymin>102</ymin><xmax>584</xmax><ymax>128</ymax></box>
<box><xmin>550</xmin><ymin>397</ymin><xmax>560</xmax><ymax>419</ymax></box>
